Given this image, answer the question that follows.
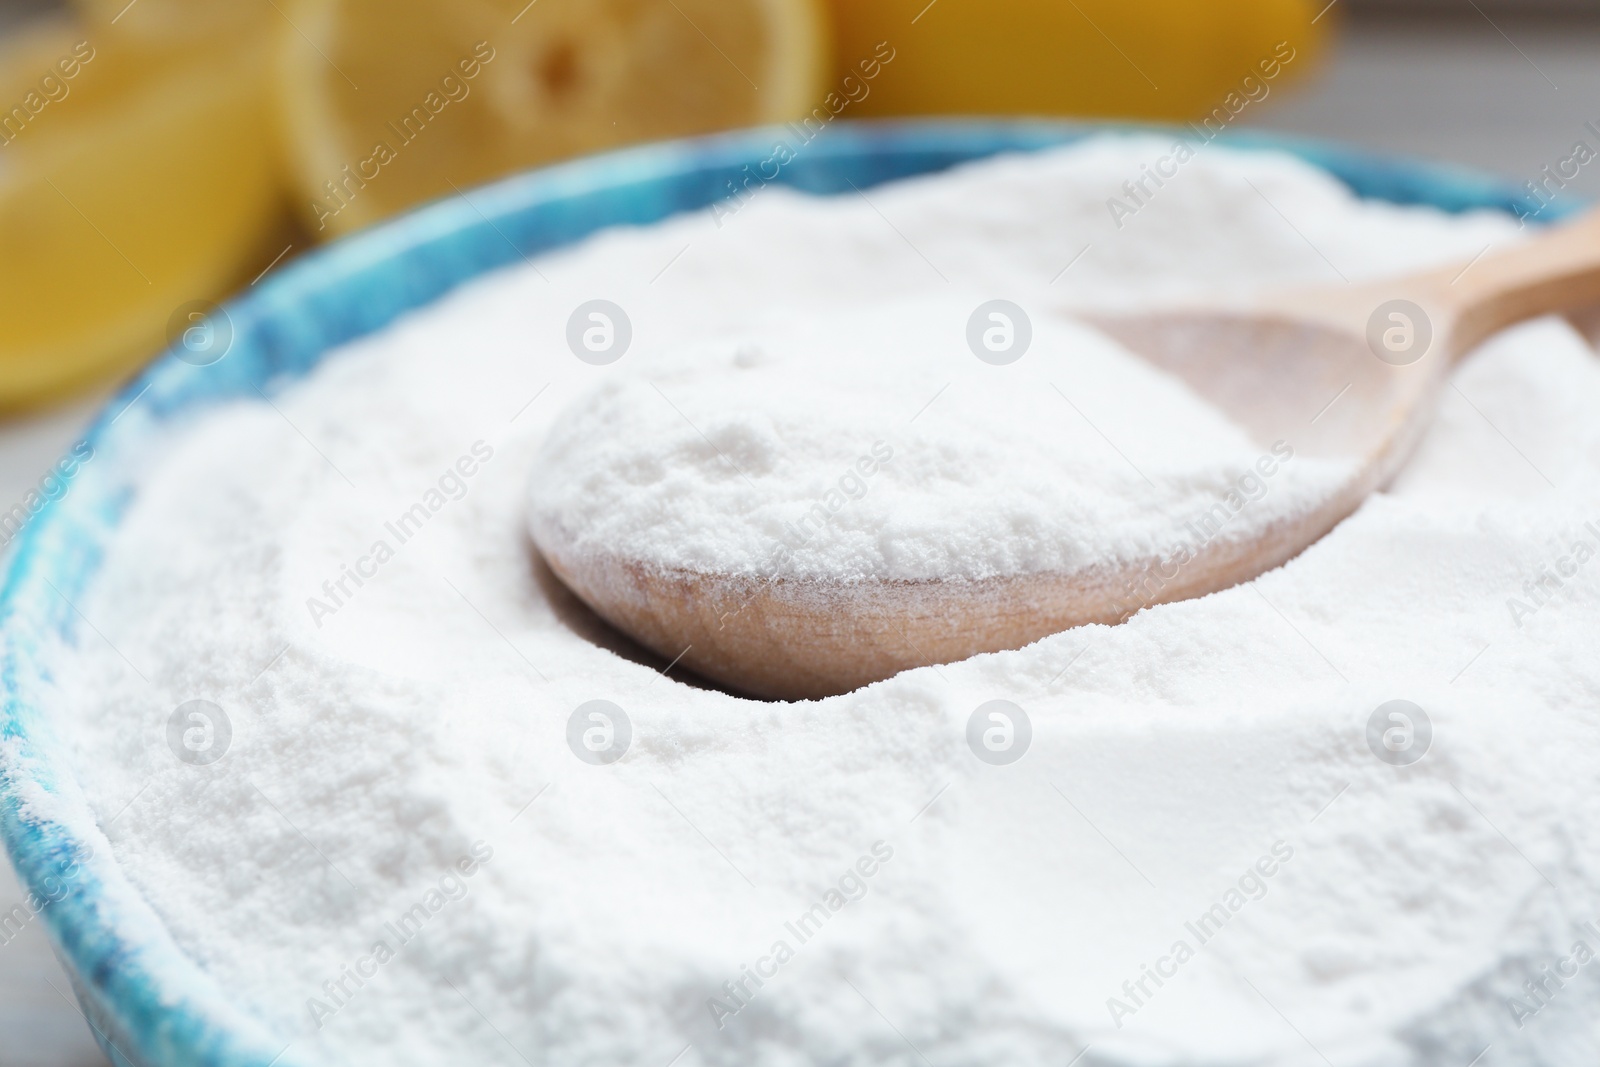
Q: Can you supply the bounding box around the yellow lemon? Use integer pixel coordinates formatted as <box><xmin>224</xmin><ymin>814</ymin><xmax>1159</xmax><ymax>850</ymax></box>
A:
<box><xmin>822</xmin><ymin>0</ymin><xmax>1326</xmax><ymax>121</ymax></box>
<box><xmin>277</xmin><ymin>0</ymin><xmax>831</xmax><ymax>237</ymax></box>
<box><xmin>0</xmin><ymin>20</ymin><xmax>285</xmax><ymax>407</ymax></box>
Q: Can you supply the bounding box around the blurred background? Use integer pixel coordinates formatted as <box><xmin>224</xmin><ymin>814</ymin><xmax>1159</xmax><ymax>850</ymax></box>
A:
<box><xmin>0</xmin><ymin>0</ymin><xmax>1596</xmax><ymax>1063</ymax></box>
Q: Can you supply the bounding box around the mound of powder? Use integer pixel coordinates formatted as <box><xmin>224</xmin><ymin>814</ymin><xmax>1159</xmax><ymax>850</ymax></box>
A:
<box><xmin>527</xmin><ymin>300</ymin><xmax>1356</xmax><ymax>582</ymax></box>
<box><xmin>32</xmin><ymin>136</ymin><xmax>1600</xmax><ymax>1067</ymax></box>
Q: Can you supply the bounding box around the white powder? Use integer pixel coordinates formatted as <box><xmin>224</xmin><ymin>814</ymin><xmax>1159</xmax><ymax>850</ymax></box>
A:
<box><xmin>38</xmin><ymin>137</ymin><xmax>1600</xmax><ymax>1067</ymax></box>
<box><xmin>527</xmin><ymin>301</ymin><xmax>1356</xmax><ymax>583</ymax></box>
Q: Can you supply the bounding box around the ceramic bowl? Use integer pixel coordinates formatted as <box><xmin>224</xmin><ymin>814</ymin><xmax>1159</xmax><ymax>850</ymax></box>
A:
<box><xmin>0</xmin><ymin>119</ymin><xmax>1564</xmax><ymax>1067</ymax></box>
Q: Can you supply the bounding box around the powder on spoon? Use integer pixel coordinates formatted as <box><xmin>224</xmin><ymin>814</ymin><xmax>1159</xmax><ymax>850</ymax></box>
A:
<box><xmin>527</xmin><ymin>299</ymin><xmax>1356</xmax><ymax>584</ymax></box>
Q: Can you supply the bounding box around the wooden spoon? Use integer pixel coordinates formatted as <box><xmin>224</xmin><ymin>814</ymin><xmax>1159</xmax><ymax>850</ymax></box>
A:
<box><xmin>535</xmin><ymin>211</ymin><xmax>1600</xmax><ymax>700</ymax></box>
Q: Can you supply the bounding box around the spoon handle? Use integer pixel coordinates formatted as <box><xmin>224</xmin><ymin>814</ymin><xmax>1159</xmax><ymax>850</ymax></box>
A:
<box><xmin>1442</xmin><ymin>209</ymin><xmax>1600</xmax><ymax>356</ymax></box>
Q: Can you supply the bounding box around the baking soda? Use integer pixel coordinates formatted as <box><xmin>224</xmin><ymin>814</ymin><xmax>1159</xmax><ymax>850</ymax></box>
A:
<box><xmin>527</xmin><ymin>300</ymin><xmax>1354</xmax><ymax>586</ymax></box>
<box><xmin>34</xmin><ymin>137</ymin><xmax>1600</xmax><ymax>1067</ymax></box>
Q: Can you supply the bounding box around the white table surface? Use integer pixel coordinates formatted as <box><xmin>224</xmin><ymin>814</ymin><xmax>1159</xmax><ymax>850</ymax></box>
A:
<box><xmin>1</xmin><ymin>8</ymin><xmax>1597</xmax><ymax>1066</ymax></box>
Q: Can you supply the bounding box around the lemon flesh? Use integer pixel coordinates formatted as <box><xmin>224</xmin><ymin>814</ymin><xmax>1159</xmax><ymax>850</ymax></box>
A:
<box><xmin>279</xmin><ymin>0</ymin><xmax>829</xmax><ymax>236</ymax></box>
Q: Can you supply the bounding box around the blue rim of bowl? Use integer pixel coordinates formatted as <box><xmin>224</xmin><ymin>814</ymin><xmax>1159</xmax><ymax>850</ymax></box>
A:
<box><xmin>0</xmin><ymin>118</ymin><xmax>1578</xmax><ymax>1067</ymax></box>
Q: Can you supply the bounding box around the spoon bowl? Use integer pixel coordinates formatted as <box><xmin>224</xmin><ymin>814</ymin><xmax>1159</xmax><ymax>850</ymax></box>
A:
<box><xmin>535</xmin><ymin>201</ymin><xmax>1600</xmax><ymax>702</ymax></box>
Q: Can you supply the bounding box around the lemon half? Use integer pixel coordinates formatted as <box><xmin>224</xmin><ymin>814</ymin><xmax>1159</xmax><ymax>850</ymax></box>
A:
<box><xmin>278</xmin><ymin>0</ymin><xmax>829</xmax><ymax>236</ymax></box>
<box><xmin>0</xmin><ymin>22</ymin><xmax>284</xmax><ymax>407</ymax></box>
